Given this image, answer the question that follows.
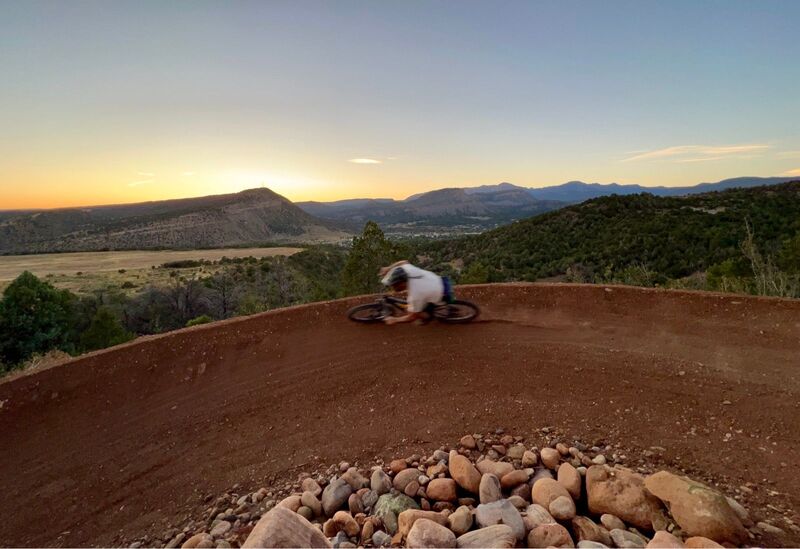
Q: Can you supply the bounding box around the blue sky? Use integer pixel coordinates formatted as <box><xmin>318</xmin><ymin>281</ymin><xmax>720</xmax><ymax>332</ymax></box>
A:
<box><xmin>1</xmin><ymin>0</ymin><xmax>799</xmax><ymax>207</ymax></box>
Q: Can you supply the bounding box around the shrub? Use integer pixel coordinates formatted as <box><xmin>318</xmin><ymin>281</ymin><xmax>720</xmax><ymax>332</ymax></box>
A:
<box><xmin>186</xmin><ymin>314</ymin><xmax>212</xmax><ymax>327</ymax></box>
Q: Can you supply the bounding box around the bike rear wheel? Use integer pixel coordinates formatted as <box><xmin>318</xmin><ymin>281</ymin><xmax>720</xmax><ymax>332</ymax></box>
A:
<box><xmin>432</xmin><ymin>299</ymin><xmax>480</xmax><ymax>323</ymax></box>
<box><xmin>347</xmin><ymin>303</ymin><xmax>388</xmax><ymax>323</ymax></box>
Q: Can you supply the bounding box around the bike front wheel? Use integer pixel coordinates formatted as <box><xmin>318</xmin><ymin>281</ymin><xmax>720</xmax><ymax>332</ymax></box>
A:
<box><xmin>346</xmin><ymin>303</ymin><xmax>388</xmax><ymax>323</ymax></box>
<box><xmin>432</xmin><ymin>300</ymin><xmax>480</xmax><ymax>323</ymax></box>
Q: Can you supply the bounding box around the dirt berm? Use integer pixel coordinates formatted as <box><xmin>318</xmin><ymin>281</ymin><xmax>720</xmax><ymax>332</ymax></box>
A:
<box><xmin>1</xmin><ymin>283</ymin><xmax>798</xmax><ymax>546</ymax></box>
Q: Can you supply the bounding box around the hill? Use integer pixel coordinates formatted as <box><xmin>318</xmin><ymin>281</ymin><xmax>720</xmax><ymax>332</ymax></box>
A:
<box><xmin>0</xmin><ymin>188</ymin><xmax>350</xmax><ymax>254</ymax></box>
<box><xmin>298</xmin><ymin>187</ymin><xmax>564</xmax><ymax>234</ymax></box>
<box><xmin>297</xmin><ymin>176</ymin><xmax>796</xmax><ymax>232</ymax></box>
<box><xmin>419</xmin><ymin>181</ymin><xmax>800</xmax><ymax>284</ymax></box>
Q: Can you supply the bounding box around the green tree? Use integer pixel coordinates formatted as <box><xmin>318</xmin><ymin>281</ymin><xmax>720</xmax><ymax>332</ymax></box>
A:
<box><xmin>340</xmin><ymin>221</ymin><xmax>403</xmax><ymax>295</ymax></box>
<box><xmin>459</xmin><ymin>261</ymin><xmax>489</xmax><ymax>284</ymax></box>
<box><xmin>80</xmin><ymin>307</ymin><xmax>133</xmax><ymax>351</ymax></box>
<box><xmin>0</xmin><ymin>271</ymin><xmax>76</xmax><ymax>366</ymax></box>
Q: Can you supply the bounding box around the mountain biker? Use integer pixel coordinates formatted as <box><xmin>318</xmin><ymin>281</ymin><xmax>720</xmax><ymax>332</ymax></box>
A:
<box><xmin>379</xmin><ymin>260</ymin><xmax>452</xmax><ymax>325</ymax></box>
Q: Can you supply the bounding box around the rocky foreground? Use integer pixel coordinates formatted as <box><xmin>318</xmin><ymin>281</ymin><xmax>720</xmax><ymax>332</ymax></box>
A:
<box><xmin>133</xmin><ymin>432</ymin><xmax>793</xmax><ymax>549</ymax></box>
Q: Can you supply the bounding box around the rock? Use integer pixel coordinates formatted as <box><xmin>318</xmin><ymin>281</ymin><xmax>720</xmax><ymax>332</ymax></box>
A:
<box><xmin>572</xmin><ymin>516</ymin><xmax>612</xmax><ymax>546</ymax></box>
<box><xmin>404</xmin><ymin>480</ymin><xmax>420</xmax><ymax>497</ymax></box>
<box><xmin>586</xmin><ymin>466</ymin><xmax>665</xmax><ymax>531</ymax></box>
<box><xmin>182</xmin><ymin>534</ymin><xmax>215</xmax><ymax>549</ymax></box>
<box><xmin>347</xmin><ymin>493</ymin><xmax>363</xmax><ymax>515</ymax></box>
<box><xmin>371</xmin><ymin>469</ymin><xmax>392</xmax><ymax>495</ymax></box>
<box><xmin>500</xmin><ymin>469</ymin><xmax>528</xmax><ymax>489</ymax></box>
<box><xmin>558</xmin><ymin>463</ymin><xmax>581</xmax><ymax>499</ymax></box>
<box><xmin>398</xmin><ymin>509</ymin><xmax>449</xmax><ymax>537</ymax></box>
<box><xmin>507</xmin><ymin>445</ymin><xmax>525</xmax><ymax>460</ymax></box>
<box><xmin>523</xmin><ymin>503</ymin><xmax>556</xmax><ymax>530</ymax></box>
<box><xmin>479</xmin><ymin>473</ymin><xmax>502</xmax><ymax>504</ymax></box>
<box><xmin>361</xmin><ymin>489</ymin><xmax>378</xmax><ymax>510</ymax></box>
<box><xmin>428</xmin><ymin>462</ymin><xmax>449</xmax><ymax>478</ymax></box>
<box><xmin>373</xmin><ymin>492</ymin><xmax>420</xmax><ymax>535</ymax></box>
<box><xmin>361</xmin><ymin>521</ymin><xmax>375</xmax><ymax>545</ymax></box>
<box><xmin>342</xmin><ymin>468</ymin><xmax>369</xmax><ymax>490</ymax></box>
<box><xmin>460</xmin><ymin>434</ymin><xmax>477</xmax><ymax>449</ymax></box>
<box><xmin>550</xmin><ymin>495</ymin><xmax>577</xmax><ymax>520</ymax></box>
<box><xmin>600</xmin><ymin>514</ymin><xmax>626</xmax><ymax>531</ymax></box>
<box><xmin>166</xmin><ymin>533</ymin><xmax>186</xmax><ymax>549</ymax></box>
<box><xmin>647</xmin><ymin>531</ymin><xmax>685</xmax><ymax>548</ymax></box>
<box><xmin>475</xmin><ymin>499</ymin><xmax>525</xmax><ymax>541</ymax></box>
<box><xmin>592</xmin><ymin>455</ymin><xmax>607</xmax><ymax>465</ymax></box>
<box><xmin>322</xmin><ymin>478</ymin><xmax>353</xmax><ymax>517</ymax></box>
<box><xmin>242</xmin><ymin>507</ymin><xmax>332</xmax><ymax>548</ymax></box>
<box><xmin>390</xmin><ymin>459</ymin><xmax>407</xmax><ymax>474</ymax></box>
<box><xmin>510</xmin><ymin>482</ymin><xmax>532</xmax><ymax>502</ymax></box>
<box><xmin>610</xmin><ymin>529</ymin><xmax>648</xmax><ymax>549</ymax></box>
<box><xmin>302</xmin><ymin>491</ymin><xmax>323</xmax><ymax>516</ymax></box>
<box><xmin>577</xmin><ymin>542</ymin><xmax>608</xmax><ymax>549</ymax></box>
<box><xmin>372</xmin><ymin>530</ymin><xmax>392</xmax><ymax>547</ymax></box>
<box><xmin>277</xmin><ymin>495</ymin><xmax>302</xmax><ymax>512</ymax></box>
<box><xmin>448</xmin><ymin>450</ymin><xmax>481</xmax><ymax>494</ymax></box>
<box><xmin>332</xmin><ymin>511</ymin><xmax>360</xmax><ymax>537</ymax></box>
<box><xmin>522</xmin><ymin>450</ymin><xmax>538</xmax><ymax>467</ymax></box>
<box><xmin>541</xmin><ymin>448</ymin><xmax>560</xmax><ymax>469</ymax></box>
<box><xmin>532</xmin><ymin>478</ymin><xmax>574</xmax><ymax>515</ymax></box>
<box><xmin>724</xmin><ymin>497</ymin><xmax>752</xmax><ymax>528</ymax></box>
<box><xmin>427</xmin><ymin>478</ymin><xmax>458</xmax><ymax>501</ymax></box>
<box><xmin>394</xmin><ymin>468</ymin><xmax>421</xmax><ymax>491</ymax></box>
<box><xmin>406</xmin><ymin>518</ymin><xmax>457</xmax><ymax>548</ymax></box>
<box><xmin>644</xmin><ymin>471</ymin><xmax>747</xmax><ymax>545</ymax></box>
<box><xmin>216</xmin><ymin>541</ymin><xmax>232</xmax><ymax>549</ymax></box>
<box><xmin>297</xmin><ymin>506</ymin><xmax>314</xmax><ymax>521</ymax></box>
<box><xmin>527</xmin><ymin>523</ymin><xmax>575</xmax><ymax>548</ymax></box>
<box><xmin>556</xmin><ymin>443</ymin><xmax>570</xmax><ymax>455</ymax></box>
<box><xmin>456</xmin><ymin>524</ymin><xmax>516</xmax><ymax>548</ymax></box>
<box><xmin>507</xmin><ymin>495</ymin><xmax>527</xmax><ymax>509</ymax></box>
<box><xmin>683</xmin><ymin>537</ymin><xmax>723</xmax><ymax>548</ymax></box>
<box><xmin>757</xmin><ymin>521</ymin><xmax>785</xmax><ymax>536</ymax></box>
<box><xmin>477</xmin><ymin>460</ymin><xmax>515</xmax><ymax>479</ymax></box>
<box><xmin>532</xmin><ymin>467</ymin><xmax>554</xmax><ymax>483</ymax></box>
<box><xmin>302</xmin><ymin>478</ymin><xmax>323</xmax><ymax>497</ymax></box>
<box><xmin>210</xmin><ymin>521</ymin><xmax>231</xmax><ymax>538</ymax></box>
<box><xmin>448</xmin><ymin>506</ymin><xmax>473</xmax><ymax>536</ymax></box>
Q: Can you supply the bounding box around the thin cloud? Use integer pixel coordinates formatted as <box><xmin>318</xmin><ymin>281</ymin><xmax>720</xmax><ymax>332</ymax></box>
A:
<box><xmin>137</xmin><ymin>171</ymin><xmax>156</xmax><ymax>177</ymax></box>
<box><xmin>182</xmin><ymin>171</ymin><xmax>195</xmax><ymax>176</ymax></box>
<box><xmin>622</xmin><ymin>144</ymin><xmax>770</xmax><ymax>163</ymax></box>
<box><xmin>128</xmin><ymin>179</ymin><xmax>154</xmax><ymax>187</ymax></box>
<box><xmin>782</xmin><ymin>168</ymin><xmax>800</xmax><ymax>176</ymax></box>
<box><xmin>776</xmin><ymin>151</ymin><xmax>800</xmax><ymax>159</ymax></box>
<box><xmin>675</xmin><ymin>156</ymin><xmax>726</xmax><ymax>163</ymax></box>
<box><xmin>349</xmin><ymin>158</ymin><xmax>382</xmax><ymax>164</ymax></box>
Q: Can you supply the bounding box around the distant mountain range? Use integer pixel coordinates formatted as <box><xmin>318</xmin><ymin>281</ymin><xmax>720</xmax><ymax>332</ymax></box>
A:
<box><xmin>298</xmin><ymin>177</ymin><xmax>798</xmax><ymax>231</ymax></box>
<box><xmin>0</xmin><ymin>188</ymin><xmax>348</xmax><ymax>254</ymax></box>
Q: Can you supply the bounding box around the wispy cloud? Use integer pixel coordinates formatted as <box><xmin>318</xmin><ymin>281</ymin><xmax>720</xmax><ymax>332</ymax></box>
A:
<box><xmin>776</xmin><ymin>150</ymin><xmax>800</xmax><ymax>159</ymax></box>
<box><xmin>782</xmin><ymin>168</ymin><xmax>800</xmax><ymax>176</ymax></box>
<box><xmin>182</xmin><ymin>171</ymin><xmax>195</xmax><ymax>176</ymax></box>
<box><xmin>128</xmin><ymin>179</ymin><xmax>154</xmax><ymax>187</ymax></box>
<box><xmin>622</xmin><ymin>144</ymin><xmax>770</xmax><ymax>163</ymax></box>
<box><xmin>137</xmin><ymin>171</ymin><xmax>155</xmax><ymax>177</ymax></box>
<box><xmin>349</xmin><ymin>158</ymin><xmax>382</xmax><ymax>164</ymax></box>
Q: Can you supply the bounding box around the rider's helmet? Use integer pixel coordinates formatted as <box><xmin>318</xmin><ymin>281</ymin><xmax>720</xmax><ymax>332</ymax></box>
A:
<box><xmin>385</xmin><ymin>266</ymin><xmax>408</xmax><ymax>287</ymax></box>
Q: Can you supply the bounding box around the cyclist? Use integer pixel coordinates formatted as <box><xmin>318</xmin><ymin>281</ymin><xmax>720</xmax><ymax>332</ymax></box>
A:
<box><xmin>379</xmin><ymin>260</ymin><xmax>453</xmax><ymax>325</ymax></box>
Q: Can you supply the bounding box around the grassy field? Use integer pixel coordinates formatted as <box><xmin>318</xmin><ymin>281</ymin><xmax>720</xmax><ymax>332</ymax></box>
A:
<box><xmin>0</xmin><ymin>247</ymin><xmax>302</xmax><ymax>294</ymax></box>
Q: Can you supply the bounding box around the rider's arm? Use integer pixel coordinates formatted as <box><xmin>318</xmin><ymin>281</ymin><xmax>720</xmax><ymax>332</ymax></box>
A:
<box><xmin>378</xmin><ymin>260</ymin><xmax>410</xmax><ymax>277</ymax></box>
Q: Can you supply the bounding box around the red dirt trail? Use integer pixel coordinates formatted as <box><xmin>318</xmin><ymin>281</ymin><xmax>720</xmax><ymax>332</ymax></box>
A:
<box><xmin>1</xmin><ymin>283</ymin><xmax>799</xmax><ymax>547</ymax></box>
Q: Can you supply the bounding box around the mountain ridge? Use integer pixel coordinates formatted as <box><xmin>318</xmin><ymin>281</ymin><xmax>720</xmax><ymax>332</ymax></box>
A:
<box><xmin>0</xmin><ymin>188</ymin><xmax>349</xmax><ymax>254</ymax></box>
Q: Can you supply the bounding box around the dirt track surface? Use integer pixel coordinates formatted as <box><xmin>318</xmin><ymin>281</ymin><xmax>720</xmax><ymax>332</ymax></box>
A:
<box><xmin>1</xmin><ymin>283</ymin><xmax>799</xmax><ymax>547</ymax></box>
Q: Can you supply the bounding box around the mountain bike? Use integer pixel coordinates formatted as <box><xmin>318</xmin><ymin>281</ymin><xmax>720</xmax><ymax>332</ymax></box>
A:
<box><xmin>346</xmin><ymin>294</ymin><xmax>480</xmax><ymax>324</ymax></box>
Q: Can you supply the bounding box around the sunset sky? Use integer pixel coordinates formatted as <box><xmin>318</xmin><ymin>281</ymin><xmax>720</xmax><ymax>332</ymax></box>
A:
<box><xmin>1</xmin><ymin>0</ymin><xmax>799</xmax><ymax>209</ymax></box>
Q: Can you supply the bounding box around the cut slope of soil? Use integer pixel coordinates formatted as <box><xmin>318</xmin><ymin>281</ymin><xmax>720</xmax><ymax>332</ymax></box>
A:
<box><xmin>0</xmin><ymin>283</ymin><xmax>798</xmax><ymax>546</ymax></box>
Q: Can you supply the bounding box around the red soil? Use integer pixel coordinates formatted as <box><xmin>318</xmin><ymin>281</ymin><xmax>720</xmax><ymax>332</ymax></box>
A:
<box><xmin>0</xmin><ymin>283</ymin><xmax>798</xmax><ymax>546</ymax></box>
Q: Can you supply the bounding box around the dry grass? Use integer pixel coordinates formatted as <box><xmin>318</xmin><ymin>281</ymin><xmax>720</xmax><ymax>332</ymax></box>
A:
<box><xmin>0</xmin><ymin>247</ymin><xmax>302</xmax><ymax>294</ymax></box>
